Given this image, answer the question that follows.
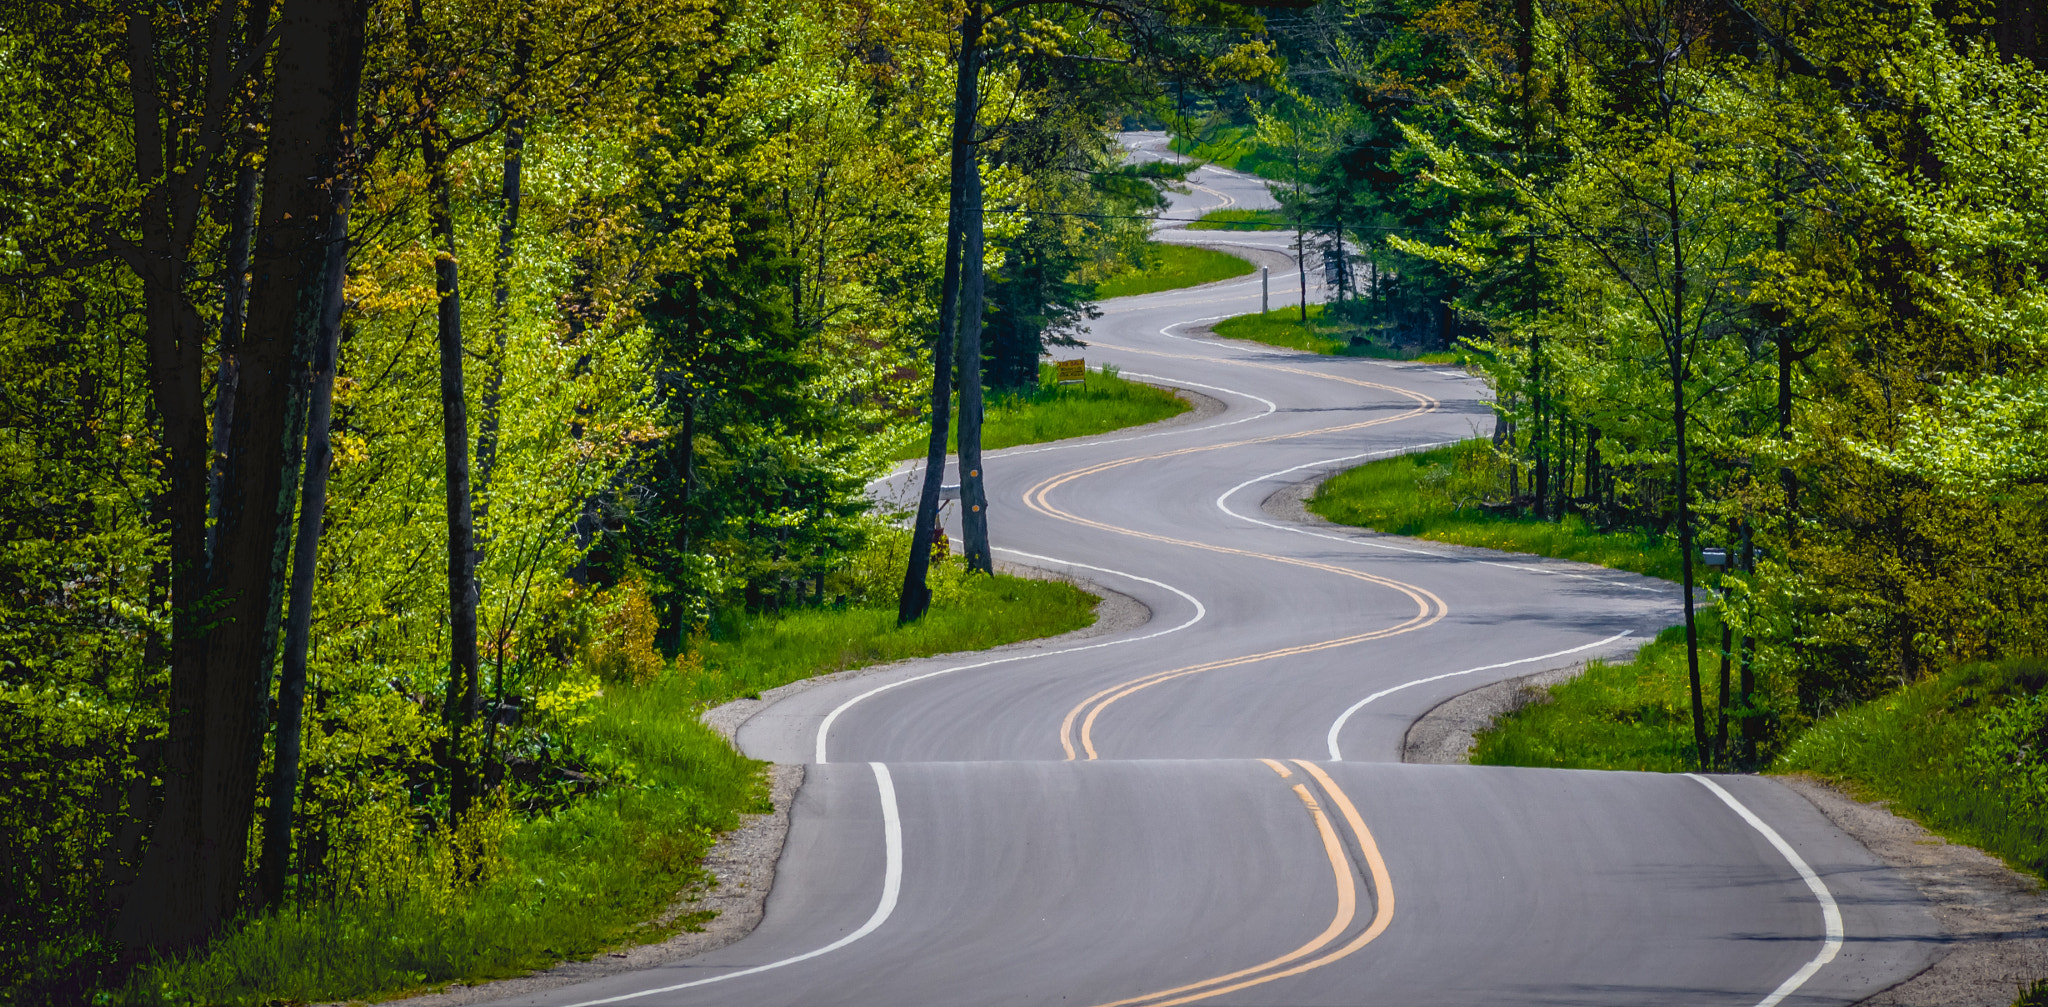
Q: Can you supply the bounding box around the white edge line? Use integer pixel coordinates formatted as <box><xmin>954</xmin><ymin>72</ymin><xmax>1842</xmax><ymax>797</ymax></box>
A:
<box><xmin>1686</xmin><ymin>774</ymin><xmax>1845</xmax><ymax>1007</ymax></box>
<box><xmin>814</xmin><ymin>551</ymin><xmax>1207</xmax><ymax>763</ymax></box>
<box><xmin>559</xmin><ymin>762</ymin><xmax>904</xmax><ymax>1007</ymax></box>
<box><xmin>1323</xmin><ymin>632</ymin><xmax>1634</xmax><ymax>760</ymax></box>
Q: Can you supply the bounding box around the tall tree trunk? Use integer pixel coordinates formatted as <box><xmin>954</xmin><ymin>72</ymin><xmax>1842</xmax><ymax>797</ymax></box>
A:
<box><xmin>122</xmin><ymin>7</ymin><xmax>218</xmax><ymax>947</ymax></box>
<box><xmin>899</xmin><ymin>12</ymin><xmax>980</xmax><ymax>623</ymax></box>
<box><xmin>118</xmin><ymin>0</ymin><xmax>367</xmax><ymax>952</ymax></box>
<box><xmin>427</xmin><ymin>136</ymin><xmax>484</xmax><ymax>822</ymax></box>
<box><xmin>259</xmin><ymin>193</ymin><xmax>352</xmax><ymax>908</ymax></box>
<box><xmin>1738</xmin><ymin>520</ymin><xmax>1759</xmax><ymax>762</ymax></box>
<box><xmin>958</xmin><ymin>102</ymin><xmax>992</xmax><ymax>575</ymax></box>
<box><xmin>1668</xmin><ymin>169</ymin><xmax>1707</xmax><ymax>772</ymax></box>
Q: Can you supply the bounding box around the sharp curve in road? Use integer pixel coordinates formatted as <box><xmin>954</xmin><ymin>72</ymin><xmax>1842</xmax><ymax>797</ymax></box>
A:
<box><xmin>492</xmin><ymin>132</ymin><xmax>1942</xmax><ymax>1007</ymax></box>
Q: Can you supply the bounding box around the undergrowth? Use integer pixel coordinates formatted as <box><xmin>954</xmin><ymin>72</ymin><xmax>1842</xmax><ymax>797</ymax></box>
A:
<box><xmin>1470</xmin><ymin>619</ymin><xmax>1742</xmax><ymax>773</ymax></box>
<box><xmin>1776</xmin><ymin>656</ymin><xmax>2048</xmax><ymax>880</ymax></box>
<box><xmin>114</xmin><ymin>547</ymin><xmax>1096</xmax><ymax>1006</ymax></box>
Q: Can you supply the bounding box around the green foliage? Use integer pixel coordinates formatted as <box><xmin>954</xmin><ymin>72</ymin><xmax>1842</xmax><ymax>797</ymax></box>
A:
<box><xmin>2017</xmin><ymin>978</ymin><xmax>2048</xmax><ymax>1007</ymax></box>
<box><xmin>1308</xmin><ymin>441</ymin><xmax>1682</xmax><ymax>581</ymax></box>
<box><xmin>1187</xmin><ymin>208</ymin><xmax>1288</xmax><ymax>231</ymax></box>
<box><xmin>1776</xmin><ymin>657</ymin><xmax>2048</xmax><ymax>880</ymax></box>
<box><xmin>1090</xmin><ymin>243</ymin><xmax>1255</xmax><ymax>298</ymax></box>
<box><xmin>124</xmin><ymin>764</ymin><xmax>749</xmax><ymax>1006</ymax></box>
<box><xmin>110</xmin><ymin>542</ymin><xmax>1094</xmax><ymax>1005</ymax></box>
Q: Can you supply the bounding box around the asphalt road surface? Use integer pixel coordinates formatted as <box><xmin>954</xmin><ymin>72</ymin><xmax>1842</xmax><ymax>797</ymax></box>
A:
<box><xmin>493</xmin><ymin>133</ymin><xmax>1942</xmax><ymax>1007</ymax></box>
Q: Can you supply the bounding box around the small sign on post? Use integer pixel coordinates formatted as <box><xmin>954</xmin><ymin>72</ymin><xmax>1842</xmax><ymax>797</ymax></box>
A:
<box><xmin>1055</xmin><ymin>359</ymin><xmax>1086</xmax><ymax>385</ymax></box>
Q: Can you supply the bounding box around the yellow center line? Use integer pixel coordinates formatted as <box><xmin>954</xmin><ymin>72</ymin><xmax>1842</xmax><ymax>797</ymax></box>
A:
<box><xmin>1086</xmin><ymin>771</ymin><xmax>1361</xmax><ymax>1007</ymax></box>
<box><xmin>1033</xmin><ymin>348</ymin><xmax>1450</xmax><ymax>761</ymax></box>
<box><xmin>1087</xmin><ymin>765</ymin><xmax>1394</xmax><ymax>1007</ymax></box>
<box><xmin>1039</xmin><ymin>338</ymin><xmax>1421</xmax><ymax>1005</ymax></box>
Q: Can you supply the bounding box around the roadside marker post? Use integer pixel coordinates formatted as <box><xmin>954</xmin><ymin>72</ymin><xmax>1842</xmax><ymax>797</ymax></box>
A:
<box><xmin>1262</xmin><ymin>266</ymin><xmax>1269</xmax><ymax>313</ymax></box>
<box><xmin>1055</xmin><ymin>359</ymin><xmax>1086</xmax><ymax>385</ymax></box>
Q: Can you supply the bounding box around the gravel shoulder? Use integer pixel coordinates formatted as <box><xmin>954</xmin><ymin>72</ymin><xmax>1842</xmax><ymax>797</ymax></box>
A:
<box><xmin>1777</xmin><ymin>775</ymin><xmax>2048</xmax><ymax>1006</ymax></box>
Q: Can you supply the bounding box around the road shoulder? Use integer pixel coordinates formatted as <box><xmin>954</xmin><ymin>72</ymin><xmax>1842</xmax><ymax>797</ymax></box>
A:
<box><xmin>1777</xmin><ymin>774</ymin><xmax>2048</xmax><ymax>1006</ymax></box>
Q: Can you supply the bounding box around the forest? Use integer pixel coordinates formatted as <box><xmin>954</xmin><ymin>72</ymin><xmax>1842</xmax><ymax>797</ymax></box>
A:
<box><xmin>1191</xmin><ymin>0</ymin><xmax>2047</xmax><ymax>768</ymax></box>
<box><xmin>2</xmin><ymin>0</ymin><xmax>2045</xmax><ymax>1001</ymax></box>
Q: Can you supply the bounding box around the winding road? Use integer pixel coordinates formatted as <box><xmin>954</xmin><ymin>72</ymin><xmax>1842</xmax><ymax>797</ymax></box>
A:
<box><xmin>493</xmin><ymin>133</ymin><xmax>1942</xmax><ymax>1007</ymax></box>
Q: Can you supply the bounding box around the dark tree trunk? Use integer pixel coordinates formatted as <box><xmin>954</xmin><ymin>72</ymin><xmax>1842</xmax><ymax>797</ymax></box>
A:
<box><xmin>259</xmin><ymin>194</ymin><xmax>351</xmax><ymax>908</ymax></box>
<box><xmin>475</xmin><ymin>15</ymin><xmax>530</xmax><ymax>525</ymax></box>
<box><xmin>1739</xmin><ymin>521</ymin><xmax>1759</xmax><ymax>761</ymax></box>
<box><xmin>207</xmin><ymin>162</ymin><xmax>260</xmax><ymax>559</ymax></box>
<box><xmin>1667</xmin><ymin>168</ymin><xmax>1707</xmax><ymax>772</ymax></box>
<box><xmin>118</xmin><ymin>0</ymin><xmax>366</xmax><ymax>952</ymax></box>
<box><xmin>958</xmin><ymin>106</ymin><xmax>992</xmax><ymax>575</ymax></box>
<box><xmin>427</xmin><ymin>136</ymin><xmax>484</xmax><ymax>822</ymax></box>
<box><xmin>899</xmin><ymin>12</ymin><xmax>980</xmax><ymax>623</ymax></box>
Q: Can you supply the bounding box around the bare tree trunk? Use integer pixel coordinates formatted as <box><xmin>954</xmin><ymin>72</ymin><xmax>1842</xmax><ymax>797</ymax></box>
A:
<box><xmin>899</xmin><ymin>11</ymin><xmax>980</xmax><ymax>623</ymax></box>
<box><xmin>474</xmin><ymin>13</ymin><xmax>529</xmax><ymax>526</ymax></box>
<box><xmin>1738</xmin><ymin>521</ymin><xmax>1759</xmax><ymax>762</ymax></box>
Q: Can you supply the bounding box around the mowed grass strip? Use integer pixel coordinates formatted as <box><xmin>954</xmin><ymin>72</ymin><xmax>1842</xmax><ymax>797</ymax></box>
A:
<box><xmin>1186</xmin><ymin>208</ymin><xmax>1287</xmax><ymax>231</ymax></box>
<box><xmin>1306</xmin><ymin>440</ymin><xmax>1682</xmax><ymax>581</ymax></box>
<box><xmin>1469</xmin><ymin>620</ymin><xmax>1719</xmax><ymax>773</ymax></box>
<box><xmin>890</xmin><ymin>364</ymin><xmax>1189</xmax><ymax>461</ymax></box>
<box><xmin>1092</xmin><ymin>242</ymin><xmax>1253</xmax><ymax>298</ymax></box>
<box><xmin>131</xmin><ymin>557</ymin><xmax>1097</xmax><ymax>1006</ymax></box>
<box><xmin>1210</xmin><ymin>303</ymin><xmax>1467</xmax><ymax>364</ymax></box>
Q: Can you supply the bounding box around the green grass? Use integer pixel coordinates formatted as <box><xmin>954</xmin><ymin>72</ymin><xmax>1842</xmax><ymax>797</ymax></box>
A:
<box><xmin>1092</xmin><ymin>242</ymin><xmax>1254</xmax><ymax>298</ymax></box>
<box><xmin>1166</xmin><ymin>124</ymin><xmax>1295</xmax><ymax>181</ymax></box>
<box><xmin>1775</xmin><ymin>656</ymin><xmax>2048</xmax><ymax>880</ymax></box>
<box><xmin>1210</xmin><ymin>304</ymin><xmax>1470</xmax><ymax>363</ymax></box>
<box><xmin>124</xmin><ymin>559</ymin><xmax>1097</xmax><ymax>1006</ymax></box>
<box><xmin>889</xmin><ymin>364</ymin><xmax>1190</xmax><ymax>461</ymax></box>
<box><xmin>683</xmin><ymin>556</ymin><xmax>1099</xmax><ymax>702</ymax></box>
<box><xmin>1306</xmin><ymin>440</ymin><xmax>1683</xmax><ymax>581</ymax></box>
<box><xmin>1187</xmin><ymin>208</ymin><xmax>1288</xmax><ymax>231</ymax></box>
<box><xmin>1470</xmin><ymin>620</ymin><xmax>1727</xmax><ymax>772</ymax></box>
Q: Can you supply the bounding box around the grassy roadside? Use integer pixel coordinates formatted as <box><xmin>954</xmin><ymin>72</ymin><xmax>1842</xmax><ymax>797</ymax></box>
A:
<box><xmin>1315</xmin><ymin>438</ymin><xmax>2048</xmax><ymax>905</ymax></box>
<box><xmin>1210</xmin><ymin>303</ymin><xmax>1470</xmax><ymax>364</ymax></box>
<box><xmin>889</xmin><ymin>363</ymin><xmax>1189</xmax><ymax>461</ymax></box>
<box><xmin>1306</xmin><ymin>440</ymin><xmax>1682</xmax><ymax>580</ymax></box>
<box><xmin>1470</xmin><ymin>620</ymin><xmax>1724</xmax><ymax>772</ymax></box>
<box><xmin>1092</xmin><ymin>242</ymin><xmax>1253</xmax><ymax>298</ymax></box>
<box><xmin>127</xmin><ymin>553</ymin><xmax>1095</xmax><ymax>1005</ymax></box>
<box><xmin>1776</xmin><ymin>657</ymin><xmax>2048</xmax><ymax>879</ymax></box>
<box><xmin>1186</xmin><ymin>208</ymin><xmax>1287</xmax><ymax>231</ymax></box>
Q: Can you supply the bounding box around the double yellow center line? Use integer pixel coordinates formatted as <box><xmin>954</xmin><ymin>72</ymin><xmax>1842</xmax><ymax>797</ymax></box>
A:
<box><xmin>1019</xmin><ymin>343</ymin><xmax>1441</xmax><ymax>1004</ymax></box>
<box><xmin>1087</xmin><ymin>760</ymin><xmax>1396</xmax><ymax>1007</ymax></box>
<box><xmin>1024</xmin><ymin>348</ymin><xmax>1449</xmax><ymax>760</ymax></box>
